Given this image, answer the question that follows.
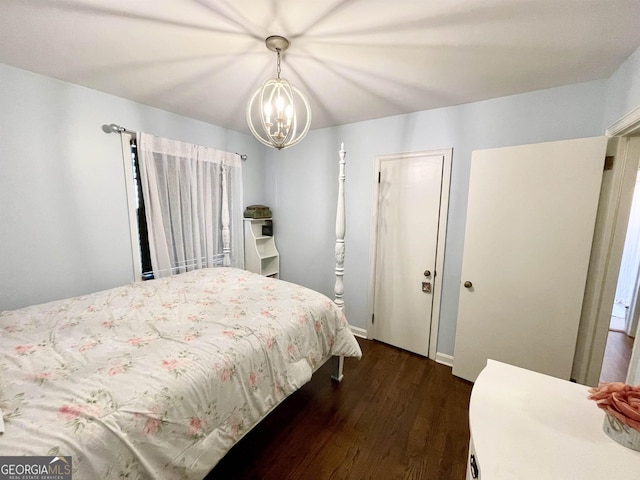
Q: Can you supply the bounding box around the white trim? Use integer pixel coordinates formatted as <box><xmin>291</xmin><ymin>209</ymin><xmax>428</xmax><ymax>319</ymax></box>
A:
<box><xmin>435</xmin><ymin>352</ymin><xmax>454</xmax><ymax>368</ymax></box>
<box><xmin>606</xmin><ymin>105</ymin><xmax>640</xmax><ymax>137</ymax></box>
<box><xmin>120</xmin><ymin>132</ymin><xmax>142</xmax><ymax>282</ymax></box>
<box><xmin>367</xmin><ymin>148</ymin><xmax>453</xmax><ymax>360</ymax></box>
<box><xmin>350</xmin><ymin>326</ymin><xmax>368</xmax><ymax>339</ymax></box>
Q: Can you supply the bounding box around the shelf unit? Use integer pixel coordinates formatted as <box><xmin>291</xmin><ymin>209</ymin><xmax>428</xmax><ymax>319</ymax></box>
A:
<box><xmin>244</xmin><ymin>218</ymin><xmax>279</xmax><ymax>277</ymax></box>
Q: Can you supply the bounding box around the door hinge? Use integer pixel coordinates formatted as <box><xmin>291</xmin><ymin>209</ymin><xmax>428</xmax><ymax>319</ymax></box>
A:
<box><xmin>604</xmin><ymin>155</ymin><xmax>614</xmax><ymax>171</ymax></box>
<box><xmin>371</xmin><ymin>313</ymin><xmax>375</xmax><ymax>324</ymax></box>
<box><xmin>378</xmin><ymin>171</ymin><xmax>381</xmax><ymax>183</ymax></box>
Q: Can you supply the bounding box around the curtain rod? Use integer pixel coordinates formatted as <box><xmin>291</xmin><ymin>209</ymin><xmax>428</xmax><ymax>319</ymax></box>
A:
<box><xmin>102</xmin><ymin>123</ymin><xmax>247</xmax><ymax>160</ymax></box>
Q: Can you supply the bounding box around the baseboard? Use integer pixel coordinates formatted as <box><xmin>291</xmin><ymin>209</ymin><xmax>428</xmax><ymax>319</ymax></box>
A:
<box><xmin>350</xmin><ymin>326</ymin><xmax>368</xmax><ymax>339</ymax></box>
<box><xmin>348</xmin><ymin>328</ymin><xmax>451</xmax><ymax>362</ymax></box>
<box><xmin>435</xmin><ymin>352</ymin><xmax>454</xmax><ymax>368</ymax></box>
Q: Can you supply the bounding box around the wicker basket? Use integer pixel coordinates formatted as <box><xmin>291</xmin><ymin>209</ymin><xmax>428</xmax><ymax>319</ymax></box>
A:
<box><xmin>603</xmin><ymin>413</ymin><xmax>640</xmax><ymax>451</ymax></box>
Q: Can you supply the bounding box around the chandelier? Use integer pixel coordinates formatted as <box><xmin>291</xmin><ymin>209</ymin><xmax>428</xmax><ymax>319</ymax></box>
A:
<box><xmin>246</xmin><ymin>36</ymin><xmax>311</xmax><ymax>150</ymax></box>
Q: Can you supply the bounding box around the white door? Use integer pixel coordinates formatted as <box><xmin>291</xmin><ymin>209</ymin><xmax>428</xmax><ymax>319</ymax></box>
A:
<box><xmin>372</xmin><ymin>151</ymin><xmax>450</xmax><ymax>357</ymax></box>
<box><xmin>453</xmin><ymin>137</ymin><xmax>607</xmax><ymax>382</ymax></box>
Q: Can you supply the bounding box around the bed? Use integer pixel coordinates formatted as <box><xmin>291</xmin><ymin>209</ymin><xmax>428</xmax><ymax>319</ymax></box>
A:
<box><xmin>0</xmin><ymin>143</ymin><xmax>360</xmax><ymax>479</ymax></box>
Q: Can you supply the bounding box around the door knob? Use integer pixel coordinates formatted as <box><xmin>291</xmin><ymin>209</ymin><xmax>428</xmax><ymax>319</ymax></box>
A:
<box><xmin>424</xmin><ymin>270</ymin><xmax>431</xmax><ymax>277</ymax></box>
<box><xmin>464</xmin><ymin>281</ymin><xmax>473</xmax><ymax>288</ymax></box>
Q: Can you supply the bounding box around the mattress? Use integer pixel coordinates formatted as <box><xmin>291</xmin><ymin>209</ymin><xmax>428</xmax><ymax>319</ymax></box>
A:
<box><xmin>0</xmin><ymin>268</ymin><xmax>362</xmax><ymax>479</ymax></box>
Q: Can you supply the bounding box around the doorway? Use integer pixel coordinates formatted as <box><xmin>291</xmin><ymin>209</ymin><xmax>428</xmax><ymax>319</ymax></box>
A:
<box><xmin>368</xmin><ymin>149</ymin><xmax>451</xmax><ymax>359</ymax></box>
<box><xmin>601</xmin><ymin>168</ymin><xmax>640</xmax><ymax>383</ymax></box>
<box><xmin>575</xmin><ymin>125</ymin><xmax>640</xmax><ymax>387</ymax></box>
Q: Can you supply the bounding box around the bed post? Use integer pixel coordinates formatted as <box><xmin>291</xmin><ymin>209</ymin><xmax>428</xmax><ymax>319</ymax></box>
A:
<box><xmin>334</xmin><ymin>142</ymin><xmax>346</xmax><ymax>310</ymax></box>
<box><xmin>332</xmin><ymin>142</ymin><xmax>347</xmax><ymax>383</ymax></box>
<box><xmin>221</xmin><ymin>164</ymin><xmax>231</xmax><ymax>267</ymax></box>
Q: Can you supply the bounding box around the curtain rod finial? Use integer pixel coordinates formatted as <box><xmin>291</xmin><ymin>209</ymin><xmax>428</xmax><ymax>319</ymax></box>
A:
<box><xmin>102</xmin><ymin>123</ymin><xmax>127</xmax><ymax>134</ymax></box>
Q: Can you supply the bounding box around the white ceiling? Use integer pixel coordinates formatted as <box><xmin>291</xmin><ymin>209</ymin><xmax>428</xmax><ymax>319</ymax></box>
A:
<box><xmin>2</xmin><ymin>0</ymin><xmax>640</xmax><ymax>133</ymax></box>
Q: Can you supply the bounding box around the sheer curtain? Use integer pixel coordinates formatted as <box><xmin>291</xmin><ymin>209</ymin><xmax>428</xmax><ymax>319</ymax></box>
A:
<box><xmin>137</xmin><ymin>133</ymin><xmax>243</xmax><ymax>278</ymax></box>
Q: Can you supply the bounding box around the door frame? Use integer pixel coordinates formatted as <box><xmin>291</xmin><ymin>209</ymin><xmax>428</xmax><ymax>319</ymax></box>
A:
<box><xmin>622</xmin><ymin>172</ymin><xmax>640</xmax><ymax>339</ymax></box>
<box><xmin>574</xmin><ymin>105</ymin><xmax>640</xmax><ymax>386</ymax></box>
<box><xmin>366</xmin><ymin>148</ymin><xmax>452</xmax><ymax>359</ymax></box>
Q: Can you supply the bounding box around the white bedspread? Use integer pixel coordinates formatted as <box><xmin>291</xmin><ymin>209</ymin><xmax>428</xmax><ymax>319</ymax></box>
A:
<box><xmin>0</xmin><ymin>268</ymin><xmax>362</xmax><ymax>479</ymax></box>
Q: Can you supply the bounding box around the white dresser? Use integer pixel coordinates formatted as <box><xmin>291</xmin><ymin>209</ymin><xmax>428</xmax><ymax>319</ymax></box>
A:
<box><xmin>467</xmin><ymin>360</ymin><xmax>640</xmax><ymax>479</ymax></box>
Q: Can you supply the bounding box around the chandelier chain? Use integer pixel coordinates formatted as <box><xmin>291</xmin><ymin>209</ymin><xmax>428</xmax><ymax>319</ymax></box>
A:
<box><xmin>276</xmin><ymin>50</ymin><xmax>281</xmax><ymax>79</ymax></box>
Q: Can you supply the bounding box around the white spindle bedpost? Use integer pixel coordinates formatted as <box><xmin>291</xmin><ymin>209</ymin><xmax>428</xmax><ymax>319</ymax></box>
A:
<box><xmin>334</xmin><ymin>142</ymin><xmax>346</xmax><ymax>309</ymax></box>
<box><xmin>332</xmin><ymin>142</ymin><xmax>347</xmax><ymax>383</ymax></box>
<box><xmin>221</xmin><ymin>164</ymin><xmax>231</xmax><ymax>267</ymax></box>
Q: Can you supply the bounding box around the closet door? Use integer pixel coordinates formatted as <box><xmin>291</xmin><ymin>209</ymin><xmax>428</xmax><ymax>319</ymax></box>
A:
<box><xmin>453</xmin><ymin>137</ymin><xmax>607</xmax><ymax>382</ymax></box>
<box><xmin>371</xmin><ymin>151</ymin><xmax>450</xmax><ymax>357</ymax></box>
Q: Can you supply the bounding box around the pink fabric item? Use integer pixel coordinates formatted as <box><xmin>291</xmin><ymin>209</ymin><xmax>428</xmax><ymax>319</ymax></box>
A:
<box><xmin>588</xmin><ymin>382</ymin><xmax>640</xmax><ymax>431</ymax></box>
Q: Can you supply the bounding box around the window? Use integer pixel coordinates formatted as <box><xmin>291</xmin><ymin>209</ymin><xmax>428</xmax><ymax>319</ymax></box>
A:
<box><xmin>130</xmin><ymin>139</ymin><xmax>154</xmax><ymax>280</ymax></box>
<box><xmin>124</xmin><ymin>132</ymin><xmax>244</xmax><ymax>280</ymax></box>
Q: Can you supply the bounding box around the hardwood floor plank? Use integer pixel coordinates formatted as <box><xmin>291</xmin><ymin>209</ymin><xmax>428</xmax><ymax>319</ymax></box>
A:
<box><xmin>600</xmin><ymin>331</ymin><xmax>634</xmax><ymax>383</ymax></box>
<box><xmin>207</xmin><ymin>339</ymin><xmax>472</xmax><ymax>480</ymax></box>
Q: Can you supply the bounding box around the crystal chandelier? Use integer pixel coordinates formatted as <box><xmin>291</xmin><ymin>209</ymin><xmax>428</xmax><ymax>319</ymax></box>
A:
<box><xmin>246</xmin><ymin>36</ymin><xmax>311</xmax><ymax>150</ymax></box>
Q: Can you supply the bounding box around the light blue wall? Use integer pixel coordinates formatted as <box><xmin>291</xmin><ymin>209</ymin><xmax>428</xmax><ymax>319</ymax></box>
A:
<box><xmin>604</xmin><ymin>46</ymin><xmax>640</xmax><ymax>129</ymax></box>
<box><xmin>0</xmin><ymin>64</ymin><xmax>265</xmax><ymax>311</ymax></box>
<box><xmin>3</xmin><ymin>44</ymin><xmax>638</xmax><ymax>356</ymax></box>
<box><xmin>266</xmin><ymin>80</ymin><xmax>608</xmax><ymax>356</ymax></box>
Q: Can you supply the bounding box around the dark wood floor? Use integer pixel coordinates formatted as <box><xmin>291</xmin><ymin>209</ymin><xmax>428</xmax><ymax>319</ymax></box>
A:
<box><xmin>206</xmin><ymin>338</ymin><xmax>473</xmax><ymax>480</ymax></box>
<box><xmin>599</xmin><ymin>330</ymin><xmax>634</xmax><ymax>383</ymax></box>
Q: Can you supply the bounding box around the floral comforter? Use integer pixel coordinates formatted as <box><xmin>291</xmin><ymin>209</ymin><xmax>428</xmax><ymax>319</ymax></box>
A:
<box><xmin>0</xmin><ymin>268</ymin><xmax>362</xmax><ymax>479</ymax></box>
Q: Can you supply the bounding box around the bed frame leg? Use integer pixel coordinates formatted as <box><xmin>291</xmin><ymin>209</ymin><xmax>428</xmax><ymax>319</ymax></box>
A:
<box><xmin>331</xmin><ymin>355</ymin><xmax>345</xmax><ymax>382</ymax></box>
